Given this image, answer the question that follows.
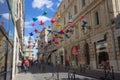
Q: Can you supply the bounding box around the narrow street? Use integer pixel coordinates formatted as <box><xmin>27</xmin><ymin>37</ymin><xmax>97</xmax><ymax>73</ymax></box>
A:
<box><xmin>13</xmin><ymin>63</ymin><xmax>120</xmax><ymax>80</ymax></box>
<box><xmin>13</xmin><ymin>64</ymin><xmax>98</xmax><ymax>80</ymax></box>
<box><xmin>0</xmin><ymin>0</ymin><xmax>120</xmax><ymax>80</ymax></box>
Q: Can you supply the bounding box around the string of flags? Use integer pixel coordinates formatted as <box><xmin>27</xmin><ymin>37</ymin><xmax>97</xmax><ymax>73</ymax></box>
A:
<box><xmin>22</xmin><ymin>11</ymin><xmax>87</xmax><ymax>48</ymax></box>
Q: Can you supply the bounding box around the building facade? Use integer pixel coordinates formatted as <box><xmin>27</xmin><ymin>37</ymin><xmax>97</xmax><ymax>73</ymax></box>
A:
<box><xmin>37</xmin><ymin>27</ymin><xmax>51</xmax><ymax>62</ymax></box>
<box><xmin>50</xmin><ymin>0</ymin><xmax>120</xmax><ymax>71</ymax></box>
<box><xmin>0</xmin><ymin>0</ymin><xmax>24</xmax><ymax>80</ymax></box>
<box><xmin>23</xmin><ymin>37</ymin><xmax>34</xmax><ymax>60</ymax></box>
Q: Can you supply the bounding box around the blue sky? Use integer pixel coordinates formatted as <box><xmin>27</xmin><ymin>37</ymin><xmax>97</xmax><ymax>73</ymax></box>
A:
<box><xmin>24</xmin><ymin>0</ymin><xmax>62</xmax><ymax>55</ymax></box>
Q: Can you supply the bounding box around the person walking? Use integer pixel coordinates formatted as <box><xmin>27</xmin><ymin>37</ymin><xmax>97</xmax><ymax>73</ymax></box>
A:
<box><xmin>23</xmin><ymin>58</ymin><xmax>29</xmax><ymax>73</ymax></box>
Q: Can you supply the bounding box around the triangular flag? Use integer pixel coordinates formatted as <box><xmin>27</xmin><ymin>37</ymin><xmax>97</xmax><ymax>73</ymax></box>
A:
<box><xmin>39</xmin><ymin>20</ymin><xmax>44</xmax><ymax>25</ymax></box>
<box><xmin>34</xmin><ymin>29</ymin><xmax>38</xmax><ymax>33</ymax></box>
<box><xmin>32</xmin><ymin>23</ymin><xmax>35</xmax><ymax>27</ymax></box>
<box><xmin>81</xmin><ymin>16</ymin><xmax>85</xmax><ymax>20</ymax></box>
<box><xmin>33</xmin><ymin>18</ymin><xmax>38</xmax><ymax>22</ymax></box>
<box><xmin>43</xmin><ymin>11</ymin><xmax>47</xmax><ymax>16</ymax></box>
<box><xmin>56</xmin><ymin>13</ymin><xmax>61</xmax><ymax>18</ymax></box>
<box><xmin>29</xmin><ymin>32</ymin><xmax>33</xmax><ymax>36</ymax></box>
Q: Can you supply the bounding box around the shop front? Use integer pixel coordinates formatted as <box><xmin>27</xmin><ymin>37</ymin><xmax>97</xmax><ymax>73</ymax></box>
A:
<box><xmin>71</xmin><ymin>45</ymin><xmax>80</xmax><ymax>67</ymax></box>
<box><xmin>94</xmin><ymin>40</ymin><xmax>108</xmax><ymax>69</ymax></box>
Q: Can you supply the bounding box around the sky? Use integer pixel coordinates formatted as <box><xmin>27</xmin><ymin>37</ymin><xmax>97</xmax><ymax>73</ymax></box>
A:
<box><xmin>24</xmin><ymin>0</ymin><xmax>62</xmax><ymax>55</ymax></box>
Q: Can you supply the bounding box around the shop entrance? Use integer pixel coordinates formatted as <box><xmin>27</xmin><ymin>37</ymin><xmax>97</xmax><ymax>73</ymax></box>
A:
<box><xmin>98</xmin><ymin>52</ymin><xmax>109</xmax><ymax>67</ymax></box>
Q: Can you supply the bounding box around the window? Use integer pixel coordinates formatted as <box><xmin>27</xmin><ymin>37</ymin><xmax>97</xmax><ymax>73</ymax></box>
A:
<box><xmin>82</xmin><ymin>0</ymin><xmax>86</xmax><ymax>7</ymax></box>
<box><xmin>74</xmin><ymin>5</ymin><xmax>77</xmax><ymax>15</ymax></box>
<box><xmin>68</xmin><ymin>0</ymin><xmax>70</xmax><ymax>3</ymax></box>
<box><xmin>68</xmin><ymin>12</ymin><xmax>72</xmax><ymax>19</ymax></box>
<box><xmin>64</xmin><ymin>17</ymin><xmax>66</xmax><ymax>25</ymax></box>
<box><xmin>64</xmin><ymin>4</ymin><xmax>65</xmax><ymax>9</ymax></box>
<box><xmin>94</xmin><ymin>11</ymin><xmax>99</xmax><ymax>25</ymax></box>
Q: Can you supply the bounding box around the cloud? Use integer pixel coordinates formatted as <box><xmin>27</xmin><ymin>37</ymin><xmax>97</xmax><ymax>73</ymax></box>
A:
<box><xmin>37</xmin><ymin>15</ymin><xmax>51</xmax><ymax>22</ymax></box>
<box><xmin>24</xmin><ymin>36</ymin><xmax>29</xmax><ymax>44</ymax></box>
<box><xmin>25</xmin><ymin>21</ymin><xmax>33</xmax><ymax>28</ymax></box>
<box><xmin>2</xmin><ymin>13</ymin><xmax>10</xmax><ymax>20</ymax></box>
<box><xmin>32</xmin><ymin>0</ymin><xmax>53</xmax><ymax>9</ymax></box>
<box><xmin>0</xmin><ymin>0</ymin><xmax>4</xmax><ymax>4</ymax></box>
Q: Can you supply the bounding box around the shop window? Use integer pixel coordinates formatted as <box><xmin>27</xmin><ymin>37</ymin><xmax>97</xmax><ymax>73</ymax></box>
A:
<box><xmin>98</xmin><ymin>52</ymin><xmax>109</xmax><ymax>65</ymax></box>
<box><xmin>94</xmin><ymin>11</ymin><xmax>100</xmax><ymax>25</ymax></box>
<box><xmin>75</xmin><ymin>55</ymin><xmax>78</xmax><ymax>65</ymax></box>
<box><xmin>74</xmin><ymin>5</ymin><xmax>77</xmax><ymax>15</ymax></box>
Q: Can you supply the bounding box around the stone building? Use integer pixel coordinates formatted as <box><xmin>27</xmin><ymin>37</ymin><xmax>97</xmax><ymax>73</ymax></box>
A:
<box><xmin>51</xmin><ymin>0</ymin><xmax>120</xmax><ymax>71</ymax></box>
<box><xmin>0</xmin><ymin>0</ymin><xmax>24</xmax><ymax>80</ymax></box>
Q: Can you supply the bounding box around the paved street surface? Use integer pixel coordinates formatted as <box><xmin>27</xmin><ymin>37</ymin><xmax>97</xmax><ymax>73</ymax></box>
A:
<box><xmin>13</xmin><ymin>72</ymin><xmax>98</xmax><ymax>80</ymax></box>
<box><xmin>13</xmin><ymin>64</ymin><xmax>120</xmax><ymax>80</ymax></box>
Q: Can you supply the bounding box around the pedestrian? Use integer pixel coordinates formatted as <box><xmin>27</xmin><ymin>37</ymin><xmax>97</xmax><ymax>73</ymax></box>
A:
<box><xmin>18</xmin><ymin>59</ymin><xmax>22</xmax><ymax>73</ymax></box>
<box><xmin>23</xmin><ymin>58</ymin><xmax>29</xmax><ymax>73</ymax></box>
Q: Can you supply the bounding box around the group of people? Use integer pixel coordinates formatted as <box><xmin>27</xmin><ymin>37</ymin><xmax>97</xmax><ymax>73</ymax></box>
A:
<box><xmin>17</xmin><ymin>58</ymin><xmax>30</xmax><ymax>73</ymax></box>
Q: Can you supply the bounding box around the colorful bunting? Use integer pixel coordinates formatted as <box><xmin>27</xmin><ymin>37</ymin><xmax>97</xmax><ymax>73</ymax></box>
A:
<box><xmin>81</xmin><ymin>16</ymin><xmax>85</xmax><ymax>20</ymax></box>
<box><xmin>59</xmin><ymin>35</ymin><xmax>63</xmax><ymax>39</ymax></box>
<box><xmin>65</xmin><ymin>29</ymin><xmax>69</xmax><ymax>33</ymax></box>
<box><xmin>32</xmin><ymin>23</ymin><xmax>35</xmax><ymax>27</ymax></box>
<box><xmin>47</xmin><ymin>30</ymin><xmax>52</xmax><ymax>33</ymax></box>
<box><xmin>60</xmin><ymin>30</ymin><xmax>64</xmax><ymax>34</ymax></box>
<box><xmin>54</xmin><ymin>41</ymin><xmax>59</xmax><ymax>45</ymax></box>
<box><xmin>43</xmin><ymin>11</ymin><xmax>47</xmax><ymax>16</ymax></box>
<box><xmin>81</xmin><ymin>19</ymin><xmax>87</xmax><ymax>30</ymax></box>
<box><xmin>64</xmin><ymin>34</ymin><xmax>70</xmax><ymax>38</ymax></box>
<box><xmin>56</xmin><ymin>23</ymin><xmax>62</xmax><ymax>27</ymax></box>
<box><xmin>69</xmin><ymin>29</ymin><xmax>74</xmax><ymax>33</ymax></box>
<box><xmin>56</xmin><ymin>13</ymin><xmax>61</xmax><ymax>18</ymax></box>
<box><xmin>51</xmin><ymin>19</ymin><xmax>56</xmax><ymax>23</ymax></box>
<box><xmin>33</xmin><ymin>18</ymin><xmax>38</xmax><ymax>22</ymax></box>
<box><xmin>34</xmin><ymin>29</ymin><xmax>38</xmax><ymax>33</ymax></box>
<box><xmin>29</xmin><ymin>32</ymin><xmax>33</xmax><ymax>36</ymax></box>
<box><xmin>39</xmin><ymin>20</ymin><xmax>44</xmax><ymax>25</ymax></box>
<box><xmin>52</xmin><ymin>39</ymin><xmax>55</xmax><ymax>42</ymax></box>
<box><xmin>54</xmin><ymin>34</ymin><xmax>58</xmax><ymax>38</ymax></box>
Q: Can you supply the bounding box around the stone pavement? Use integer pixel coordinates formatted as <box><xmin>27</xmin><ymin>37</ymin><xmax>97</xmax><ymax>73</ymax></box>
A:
<box><xmin>13</xmin><ymin>72</ymin><xmax>98</xmax><ymax>80</ymax></box>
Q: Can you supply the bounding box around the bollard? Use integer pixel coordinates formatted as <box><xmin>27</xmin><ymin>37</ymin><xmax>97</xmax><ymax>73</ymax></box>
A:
<box><xmin>73</xmin><ymin>70</ymin><xmax>75</xmax><ymax>80</ymax></box>
<box><xmin>111</xmin><ymin>66</ymin><xmax>115</xmax><ymax>80</ymax></box>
